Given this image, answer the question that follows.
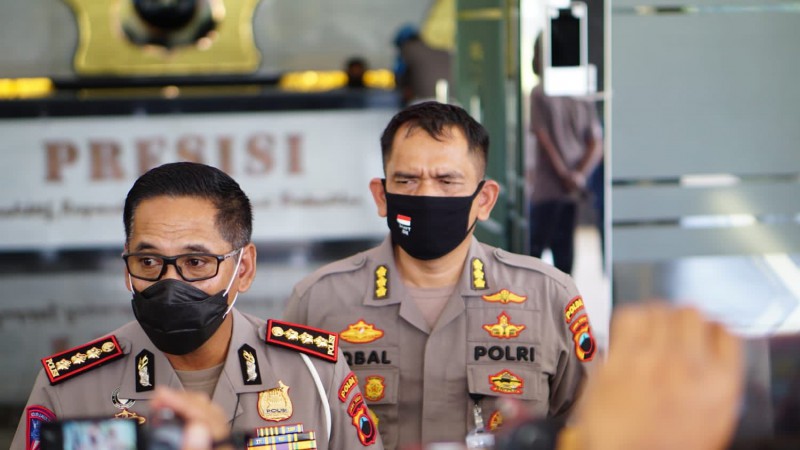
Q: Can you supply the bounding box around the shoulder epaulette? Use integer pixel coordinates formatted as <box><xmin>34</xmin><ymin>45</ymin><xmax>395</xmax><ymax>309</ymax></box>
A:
<box><xmin>266</xmin><ymin>319</ymin><xmax>338</xmax><ymax>362</ymax></box>
<box><xmin>492</xmin><ymin>248</ymin><xmax>572</xmax><ymax>288</ymax></box>
<box><xmin>41</xmin><ymin>335</ymin><xmax>124</xmax><ymax>385</ymax></box>
<box><xmin>292</xmin><ymin>253</ymin><xmax>369</xmax><ymax>297</ymax></box>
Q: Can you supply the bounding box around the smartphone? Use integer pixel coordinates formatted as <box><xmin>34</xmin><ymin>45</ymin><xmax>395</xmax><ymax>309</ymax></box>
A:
<box><xmin>40</xmin><ymin>417</ymin><xmax>141</xmax><ymax>450</ymax></box>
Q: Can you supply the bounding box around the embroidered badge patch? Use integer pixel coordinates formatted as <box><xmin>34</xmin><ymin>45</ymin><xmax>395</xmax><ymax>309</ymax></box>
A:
<box><xmin>374</xmin><ymin>265</ymin><xmax>389</xmax><ymax>299</ymax></box>
<box><xmin>482</xmin><ymin>289</ymin><xmax>527</xmax><ymax>305</ymax></box>
<box><xmin>238</xmin><ymin>344</ymin><xmax>262</xmax><ymax>385</ymax></box>
<box><xmin>347</xmin><ymin>393</ymin><xmax>378</xmax><ymax>446</ymax></box>
<box><xmin>41</xmin><ymin>335</ymin><xmax>123</xmax><ymax>385</ymax></box>
<box><xmin>564</xmin><ymin>296</ymin><xmax>585</xmax><ymax>323</ymax></box>
<box><xmin>482</xmin><ymin>312</ymin><xmax>526</xmax><ymax>339</ymax></box>
<box><xmin>488</xmin><ymin>369</ymin><xmax>524</xmax><ymax>395</ymax></box>
<box><xmin>364</xmin><ymin>375</ymin><xmax>386</xmax><ymax>402</ymax></box>
<box><xmin>266</xmin><ymin>319</ymin><xmax>338</xmax><ymax>362</ymax></box>
<box><xmin>471</xmin><ymin>258</ymin><xmax>487</xmax><ymax>290</ymax></box>
<box><xmin>135</xmin><ymin>350</ymin><xmax>154</xmax><ymax>392</ymax></box>
<box><xmin>258</xmin><ymin>380</ymin><xmax>293</xmax><ymax>422</ymax></box>
<box><xmin>489</xmin><ymin>410</ymin><xmax>504</xmax><ymax>431</ymax></box>
<box><xmin>112</xmin><ymin>387</ymin><xmax>146</xmax><ymax>424</ymax></box>
<box><xmin>339</xmin><ymin>372</ymin><xmax>358</xmax><ymax>402</ymax></box>
<box><xmin>570</xmin><ymin>315</ymin><xmax>596</xmax><ymax>362</ymax></box>
<box><xmin>26</xmin><ymin>405</ymin><xmax>55</xmax><ymax>450</ymax></box>
<box><xmin>340</xmin><ymin>320</ymin><xmax>385</xmax><ymax>344</ymax></box>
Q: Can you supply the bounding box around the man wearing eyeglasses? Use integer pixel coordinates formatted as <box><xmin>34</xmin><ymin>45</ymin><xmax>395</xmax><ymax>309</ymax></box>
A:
<box><xmin>12</xmin><ymin>162</ymin><xmax>382</xmax><ymax>450</ymax></box>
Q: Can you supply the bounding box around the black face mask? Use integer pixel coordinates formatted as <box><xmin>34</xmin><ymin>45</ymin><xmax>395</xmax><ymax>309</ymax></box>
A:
<box><xmin>384</xmin><ymin>180</ymin><xmax>485</xmax><ymax>260</ymax></box>
<box><xmin>130</xmin><ymin>254</ymin><xmax>241</xmax><ymax>355</ymax></box>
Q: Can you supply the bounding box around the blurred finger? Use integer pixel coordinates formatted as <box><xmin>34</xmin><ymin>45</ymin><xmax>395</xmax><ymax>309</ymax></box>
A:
<box><xmin>182</xmin><ymin>422</ymin><xmax>212</xmax><ymax>450</ymax></box>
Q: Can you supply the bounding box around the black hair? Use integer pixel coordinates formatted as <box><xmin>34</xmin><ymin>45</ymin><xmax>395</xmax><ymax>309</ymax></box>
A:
<box><xmin>379</xmin><ymin>101</ymin><xmax>489</xmax><ymax>176</ymax></box>
<box><xmin>123</xmin><ymin>162</ymin><xmax>253</xmax><ymax>249</ymax></box>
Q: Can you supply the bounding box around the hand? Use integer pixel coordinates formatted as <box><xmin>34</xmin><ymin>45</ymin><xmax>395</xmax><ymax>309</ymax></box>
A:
<box><xmin>569</xmin><ymin>171</ymin><xmax>587</xmax><ymax>191</ymax></box>
<box><xmin>576</xmin><ymin>303</ymin><xmax>744</xmax><ymax>450</ymax></box>
<box><xmin>150</xmin><ymin>387</ymin><xmax>233</xmax><ymax>450</ymax></box>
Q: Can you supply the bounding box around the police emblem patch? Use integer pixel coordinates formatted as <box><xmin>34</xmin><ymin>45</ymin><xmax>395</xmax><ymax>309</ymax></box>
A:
<box><xmin>488</xmin><ymin>369</ymin><xmax>525</xmax><ymax>395</ymax></box>
<box><xmin>564</xmin><ymin>296</ymin><xmax>585</xmax><ymax>323</ymax></box>
<box><xmin>135</xmin><ymin>350</ymin><xmax>154</xmax><ymax>392</ymax></box>
<box><xmin>489</xmin><ymin>410</ymin><xmax>503</xmax><ymax>431</ymax></box>
<box><xmin>363</xmin><ymin>375</ymin><xmax>385</xmax><ymax>402</ymax></box>
<box><xmin>482</xmin><ymin>312</ymin><xmax>526</xmax><ymax>339</ymax></box>
<box><xmin>340</xmin><ymin>320</ymin><xmax>385</xmax><ymax>344</ymax></box>
<box><xmin>339</xmin><ymin>372</ymin><xmax>358</xmax><ymax>402</ymax></box>
<box><xmin>481</xmin><ymin>289</ymin><xmax>527</xmax><ymax>305</ymax></box>
<box><xmin>570</xmin><ymin>315</ymin><xmax>596</xmax><ymax>362</ymax></box>
<box><xmin>258</xmin><ymin>380</ymin><xmax>293</xmax><ymax>422</ymax></box>
<box><xmin>26</xmin><ymin>405</ymin><xmax>55</xmax><ymax>450</ymax></box>
<box><xmin>238</xmin><ymin>344</ymin><xmax>262</xmax><ymax>385</ymax></box>
<box><xmin>347</xmin><ymin>393</ymin><xmax>378</xmax><ymax>446</ymax></box>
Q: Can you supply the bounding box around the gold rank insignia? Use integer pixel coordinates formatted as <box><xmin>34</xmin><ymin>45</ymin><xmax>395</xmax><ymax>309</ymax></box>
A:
<box><xmin>258</xmin><ymin>380</ymin><xmax>293</xmax><ymax>422</ymax></box>
<box><xmin>41</xmin><ymin>336</ymin><xmax>123</xmax><ymax>385</ymax></box>
<box><xmin>135</xmin><ymin>350</ymin><xmax>154</xmax><ymax>392</ymax></box>
<box><xmin>482</xmin><ymin>312</ymin><xmax>526</xmax><ymax>339</ymax></box>
<box><xmin>340</xmin><ymin>320</ymin><xmax>385</xmax><ymax>344</ymax></box>
<box><xmin>482</xmin><ymin>289</ymin><xmax>527</xmax><ymax>305</ymax></box>
<box><xmin>266</xmin><ymin>320</ymin><xmax>338</xmax><ymax>362</ymax></box>
<box><xmin>112</xmin><ymin>387</ymin><xmax>146</xmax><ymax>425</ymax></box>
<box><xmin>374</xmin><ymin>265</ymin><xmax>389</xmax><ymax>299</ymax></box>
<box><xmin>471</xmin><ymin>258</ymin><xmax>488</xmax><ymax>290</ymax></box>
<box><xmin>488</xmin><ymin>369</ymin><xmax>525</xmax><ymax>395</ymax></box>
<box><xmin>364</xmin><ymin>375</ymin><xmax>386</xmax><ymax>402</ymax></box>
<box><xmin>238</xmin><ymin>344</ymin><xmax>262</xmax><ymax>385</ymax></box>
<box><xmin>564</xmin><ymin>296</ymin><xmax>585</xmax><ymax>323</ymax></box>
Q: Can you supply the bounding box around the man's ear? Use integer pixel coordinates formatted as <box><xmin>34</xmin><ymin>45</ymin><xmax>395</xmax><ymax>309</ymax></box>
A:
<box><xmin>235</xmin><ymin>243</ymin><xmax>258</xmax><ymax>293</ymax></box>
<box><xmin>369</xmin><ymin>178</ymin><xmax>388</xmax><ymax>218</ymax></box>
<box><xmin>475</xmin><ymin>180</ymin><xmax>500</xmax><ymax>221</ymax></box>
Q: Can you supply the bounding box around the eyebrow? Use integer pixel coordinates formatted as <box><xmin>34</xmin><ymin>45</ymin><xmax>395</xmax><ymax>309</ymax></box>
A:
<box><xmin>392</xmin><ymin>171</ymin><xmax>465</xmax><ymax>179</ymax></box>
<box><xmin>132</xmin><ymin>242</ymin><xmax>212</xmax><ymax>254</ymax></box>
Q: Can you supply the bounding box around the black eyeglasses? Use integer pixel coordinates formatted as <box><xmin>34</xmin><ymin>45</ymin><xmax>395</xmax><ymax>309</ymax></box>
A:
<box><xmin>122</xmin><ymin>249</ymin><xmax>241</xmax><ymax>282</ymax></box>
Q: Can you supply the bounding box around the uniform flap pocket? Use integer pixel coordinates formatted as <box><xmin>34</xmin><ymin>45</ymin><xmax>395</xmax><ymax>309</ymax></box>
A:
<box><xmin>467</xmin><ymin>364</ymin><xmax>540</xmax><ymax>401</ymax></box>
<box><xmin>353</xmin><ymin>366</ymin><xmax>398</xmax><ymax>405</ymax></box>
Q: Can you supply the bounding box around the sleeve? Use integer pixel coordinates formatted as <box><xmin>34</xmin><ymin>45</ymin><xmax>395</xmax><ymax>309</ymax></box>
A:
<box><xmin>547</xmin><ymin>278</ymin><xmax>596</xmax><ymax>424</ymax></box>
<box><xmin>326</xmin><ymin>349</ymin><xmax>385</xmax><ymax>449</ymax></box>
<box><xmin>10</xmin><ymin>370</ymin><xmax>59</xmax><ymax>450</ymax></box>
<box><xmin>530</xmin><ymin>87</ymin><xmax>549</xmax><ymax>134</ymax></box>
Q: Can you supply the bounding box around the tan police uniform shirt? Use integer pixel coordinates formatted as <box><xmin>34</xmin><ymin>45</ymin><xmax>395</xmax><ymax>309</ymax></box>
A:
<box><xmin>11</xmin><ymin>308</ymin><xmax>383</xmax><ymax>450</ymax></box>
<box><xmin>284</xmin><ymin>236</ymin><xmax>595</xmax><ymax>450</ymax></box>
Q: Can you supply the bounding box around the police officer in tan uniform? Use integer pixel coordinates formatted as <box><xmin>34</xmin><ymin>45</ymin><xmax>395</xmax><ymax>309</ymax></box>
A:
<box><xmin>12</xmin><ymin>163</ymin><xmax>381</xmax><ymax>450</ymax></box>
<box><xmin>284</xmin><ymin>102</ymin><xmax>594</xmax><ymax>450</ymax></box>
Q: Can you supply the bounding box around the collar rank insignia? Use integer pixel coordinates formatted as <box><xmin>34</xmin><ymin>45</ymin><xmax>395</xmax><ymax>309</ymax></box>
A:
<box><xmin>482</xmin><ymin>312</ymin><xmax>526</xmax><ymax>339</ymax></box>
<box><xmin>471</xmin><ymin>258</ymin><xmax>488</xmax><ymax>290</ymax></box>
<box><xmin>238</xmin><ymin>344</ymin><xmax>262</xmax><ymax>385</ymax></box>
<box><xmin>364</xmin><ymin>375</ymin><xmax>386</xmax><ymax>402</ymax></box>
<box><xmin>488</xmin><ymin>369</ymin><xmax>525</xmax><ymax>395</ymax></box>
<box><xmin>347</xmin><ymin>393</ymin><xmax>378</xmax><ymax>446</ymax></box>
<box><xmin>340</xmin><ymin>320</ymin><xmax>385</xmax><ymax>344</ymax></box>
<box><xmin>266</xmin><ymin>319</ymin><xmax>338</xmax><ymax>362</ymax></box>
<box><xmin>482</xmin><ymin>289</ymin><xmax>527</xmax><ymax>305</ymax></box>
<box><xmin>564</xmin><ymin>296</ymin><xmax>585</xmax><ymax>323</ymax></box>
<box><xmin>374</xmin><ymin>265</ymin><xmax>389</xmax><ymax>299</ymax></box>
<box><xmin>258</xmin><ymin>380</ymin><xmax>293</xmax><ymax>422</ymax></box>
<box><xmin>488</xmin><ymin>410</ymin><xmax>503</xmax><ymax>431</ymax></box>
<box><xmin>112</xmin><ymin>387</ymin><xmax>146</xmax><ymax>424</ymax></box>
<box><xmin>41</xmin><ymin>335</ymin><xmax>123</xmax><ymax>385</ymax></box>
<box><xmin>135</xmin><ymin>350</ymin><xmax>154</xmax><ymax>392</ymax></box>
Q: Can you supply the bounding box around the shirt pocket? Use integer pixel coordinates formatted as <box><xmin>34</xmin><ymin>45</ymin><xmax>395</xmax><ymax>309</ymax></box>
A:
<box><xmin>353</xmin><ymin>366</ymin><xmax>399</xmax><ymax>450</ymax></box>
<box><xmin>466</xmin><ymin>364</ymin><xmax>549</xmax><ymax>425</ymax></box>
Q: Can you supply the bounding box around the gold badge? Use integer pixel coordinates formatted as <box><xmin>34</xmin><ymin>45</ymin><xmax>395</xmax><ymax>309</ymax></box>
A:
<box><xmin>340</xmin><ymin>320</ymin><xmax>385</xmax><ymax>344</ymax></box>
<box><xmin>285</xmin><ymin>329</ymin><xmax>300</xmax><ymax>341</ymax></box>
<box><xmin>482</xmin><ymin>312</ymin><xmax>526</xmax><ymax>339</ymax></box>
<box><xmin>71</xmin><ymin>353</ymin><xmax>87</xmax><ymax>365</ymax></box>
<box><xmin>112</xmin><ymin>388</ymin><xmax>146</xmax><ymax>424</ymax></box>
<box><xmin>299</xmin><ymin>332</ymin><xmax>314</xmax><ymax>345</ymax></box>
<box><xmin>564</xmin><ymin>297</ymin><xmax>585</xmax><ymax>323</ymax></box>
<box><xmin>374</xmin><ymin>265</ymin><xmax>389</xmax><ymax>299</ymax></box>
<box><xmin>489</xmin><ymin>410</ymin><xmax>503</xmax><ymax>431</ymax></box>
<box><xmin>488</xmin><ymin>369</ymin><xmax>524</xmax><ymax>395</ymax></box>
<box><xmin>364</xmin><ymin>376</ymin><xmax>386</xmax><ymax>402</ymax></box>
<box><xmin>86</xmin><ymin>347</ymin><xmax>102</xmax><ymax>359</ymax></box>
<box><xmin>471</xmin><ymin>258</ymin><xmax>487</xmax><ymax>290</ymax></box>
<box><xmin>482</xmin><ymin>289</ymin><xmax>527</xmax><ymax>304</ymax></box>
<box><xmin>137</xmin><ymin>355</ymin><xmax>152</xmax><ymax>387</ymax></box>
<box><xmin>238</xmin><ymin>344</ymin><xmax>262</xmax><ymax>385</ymax></box>
<box><xmin>314</xmin><ymin>336</ymin><xmax>329</xmax><ymax>348</ymax></box>
<box><xmin>258</xmin><ymin>380</ymin><xmax>293</xmax><ymax>422</ymax></box>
